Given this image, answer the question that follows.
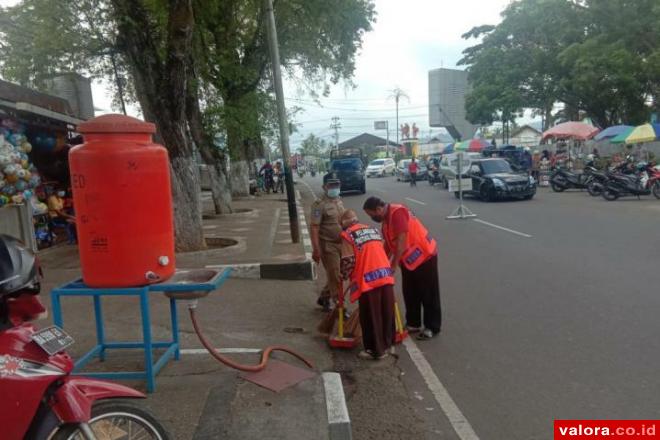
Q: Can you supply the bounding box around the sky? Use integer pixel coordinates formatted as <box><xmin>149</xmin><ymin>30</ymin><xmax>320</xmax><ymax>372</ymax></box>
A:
<box><xmin>0</xmin><ymin>0</ymin><xmax>513</xmax><ymax>150</ymax></box>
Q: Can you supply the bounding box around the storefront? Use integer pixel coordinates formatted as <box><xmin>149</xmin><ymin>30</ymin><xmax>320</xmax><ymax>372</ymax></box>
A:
<box><xmin>0</xmin><ymin>79</ymin><xmax>84</xmax><ymax>249</ymax></box>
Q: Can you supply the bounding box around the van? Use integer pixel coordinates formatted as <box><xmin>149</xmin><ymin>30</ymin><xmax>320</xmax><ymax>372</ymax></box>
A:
<box><xmin>366</xmin><ymin>158</ymin><xmax>395</xmax><ymax>177</ymax></box>
<box><xmin>439</xmin><ymin>152</ymin><xmax>482</xmax><ymax>188</ymax></box>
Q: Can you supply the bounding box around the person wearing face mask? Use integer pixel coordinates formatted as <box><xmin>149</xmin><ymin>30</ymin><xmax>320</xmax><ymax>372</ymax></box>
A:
<box><xmin>362</xmin><ymin>196</ymin><xmax>441</xmax><ymax>340</ymax></box>
<box><xmin>311</xmin><ymin>173</ymin><xmax>345</xmax><ymax>311</ymax></box>
<box><xmin>340</xmin><ymin>209</ymin><xmax>395</xmax><ymax>360</ymax></box>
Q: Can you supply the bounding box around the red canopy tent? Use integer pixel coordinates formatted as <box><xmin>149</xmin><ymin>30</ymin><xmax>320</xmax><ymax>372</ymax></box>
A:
<box><xmin>541</xmin><ymin>121</ymin><xmax>600</xmax><ymax>141</ymax></box>
<box><xmin>467</xmin><ymin>139</ymin><xmax>490</xmax><ymax>152</ymax></box>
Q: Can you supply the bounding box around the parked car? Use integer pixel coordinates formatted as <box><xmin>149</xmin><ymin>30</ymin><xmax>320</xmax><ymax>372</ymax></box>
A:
<box><xmin>460</xmin><ymin>158</ymin><xmax>536</xmax><ymax>201</ymax></box>
<box><xmin>439</xmin><ymin>152</ymin><xmax>482</xmax><ymax>188</ymax></box>
<box><xmin>366</xmin><ymin>158</ymin><xmax>396</xmax><ymax>177</ymax></box>
<box><xmin>330</xmin><ymin>147</ymin><xmax>366</xmax><ymax>194</ymax></box>
<box><xmin>396</xmin><ymin>159</ymin><xmax>428</xmax><ymax>182</ymax></box>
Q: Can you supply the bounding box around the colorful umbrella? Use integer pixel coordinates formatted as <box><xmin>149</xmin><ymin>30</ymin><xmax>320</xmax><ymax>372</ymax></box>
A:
<box><xmin>625</xmin><ymin>123</ymin><xmax>660</xmax><ymax>144</ymax></box>
<box><xmin>454</xmin><ymin>140</ymin><xmax>470</xmax><ymax>151</ymax></box>
<box><xmin>467</xmin><ymin>139</ymin><xmax>490</xmax><ymax>152</ymax></box>
<box><xmin>609</xmin><ymin>126</ymin><xmax>635</xmax><ymax>144</ymax></box>
<box><xmin>594</xmin><ymin>125</ymin><xmax>633</xmax><ymax>141</ymax></box>
<box><xmin>442</xmin><ymin>143</ymin><xmax>454</xmax><ymax>154</ymax></box>
<box><xmin>541</xmin><ymin>121</ymin><xmax>600</xmax><ymax>141</ymax></box>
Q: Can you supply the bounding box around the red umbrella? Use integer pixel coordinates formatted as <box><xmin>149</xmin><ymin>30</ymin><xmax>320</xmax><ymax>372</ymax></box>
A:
<box><xmin>467</xmin><ymin>139</ymin><xmax>490</xmax><ymax>152</ymax></box>
<box><xmin>542</xmin><ymin>121</ymin><xmax>600</xmax><ymax>141</ymax></box>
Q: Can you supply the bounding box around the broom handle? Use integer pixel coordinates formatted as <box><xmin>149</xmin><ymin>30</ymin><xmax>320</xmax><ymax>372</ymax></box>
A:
<box><xmin>337</xmin><ymin>279</ymin><xmax>344</xmax><ymax>338</ymax></box>
<box><xmin>394</xmin><ymin>301</ymin><xmax>404</xmax><ymax>333</ymax></box>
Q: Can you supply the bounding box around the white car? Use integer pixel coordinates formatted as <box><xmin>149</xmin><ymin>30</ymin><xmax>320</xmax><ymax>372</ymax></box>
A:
<box><xmin>439</xmin><ymin>152</ymin><xmax>482</xmax><ymax>188</ymax></box>
<box><xmin>366</xmin><ymin>158</ymin><xmax>395</xmax><ymax>177</ymax></box>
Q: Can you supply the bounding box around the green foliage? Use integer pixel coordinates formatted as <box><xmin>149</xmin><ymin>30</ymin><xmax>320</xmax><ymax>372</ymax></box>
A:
<box><xmin>460</xmin><ymin>0</ymin><xmax>660</xmax><ymax>129</ymax></box>
<box><xmin>299</xmin><ymin>133</ymin><xmax>328</xmax><ymax>158</ymax></box>
<box><xmin>192</xmin><ymin>0</ymin><xmax>375</xmax><ymax>159</ymax></box>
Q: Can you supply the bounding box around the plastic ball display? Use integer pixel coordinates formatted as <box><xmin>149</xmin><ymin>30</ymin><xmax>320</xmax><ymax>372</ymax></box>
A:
<box><xmin>1</xmin><ymin>127</ymin><xmax>42</xmax><ymax>204</ymax></box>
<box><xmin>4</xmin><ymin>164</ymin><xmax>17</xmax><ymax>176</ymax></box>
<box><xmin>3</xmin><ymin>184</ymin><xmax>16</xmax><ymax>195</ymax></box>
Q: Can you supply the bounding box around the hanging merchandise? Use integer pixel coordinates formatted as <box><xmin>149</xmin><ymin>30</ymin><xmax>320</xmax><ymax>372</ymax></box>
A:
<box><xmin>0</xmin><ymin>122</ymin><xmax>41</xmax><ymax>205</ymax></box>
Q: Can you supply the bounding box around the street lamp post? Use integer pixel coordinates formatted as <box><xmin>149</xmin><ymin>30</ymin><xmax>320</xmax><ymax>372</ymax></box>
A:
<box><xmin>263</xmin><ymin>0</ymin><xmax>299</xmax><ymax>243</ymax></box>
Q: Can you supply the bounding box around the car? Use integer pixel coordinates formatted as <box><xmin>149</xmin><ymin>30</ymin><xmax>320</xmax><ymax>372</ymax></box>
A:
<box><xmin>438</xmin><ymin>152</ymin><xmax>482</xmax><ymax>188</ymax></box>
<box><xmin>330</xmin><ymin>148</ymin><xmax>366</xmax><ymax>194</ymax></box>
<box><xmin>366</xmin><ymin>158</ymin><xmax>395</xmax><ymax>177</ymax></box>
<box><xmin>459</xmin><ymin>158</ymin><xmax>536</xmax><ymax>201</ymax></box>
<box><xmin>396</xmin><ymin>159</ymin><xmax>428</xmax><ymax>182</ymax></box>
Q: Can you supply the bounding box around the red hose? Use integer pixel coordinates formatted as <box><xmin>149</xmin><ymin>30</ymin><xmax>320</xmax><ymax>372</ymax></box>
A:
<box><xmin>188</xmin><ymin>307</ymin><xmax>314</xmax><ymax>372</ymax></box>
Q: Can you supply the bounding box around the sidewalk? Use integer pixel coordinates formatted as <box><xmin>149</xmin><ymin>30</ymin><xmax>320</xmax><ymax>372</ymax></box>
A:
<box><xmin>35</xmin><ymin>188</ymin><xmax>339</xmax><ymax>440</ymax></box>
<box><xmin>39</xmin><ymin>190</ymin><xmax>315</xmax><ymax>280</ymax></box>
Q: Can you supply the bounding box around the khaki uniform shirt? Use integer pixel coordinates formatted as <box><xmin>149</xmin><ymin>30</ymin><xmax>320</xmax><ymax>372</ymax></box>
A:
<box><xmin>311</xmin><ymin>194</ymin><xmax>344</xmax><ymax>243</ymax></box>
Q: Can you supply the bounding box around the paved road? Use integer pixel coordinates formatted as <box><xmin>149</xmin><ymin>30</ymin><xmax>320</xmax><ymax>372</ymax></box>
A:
<box><xmin>301</xmin><ymin>173</ymin><xmax>660</xmax><ymax>439</ymax></box>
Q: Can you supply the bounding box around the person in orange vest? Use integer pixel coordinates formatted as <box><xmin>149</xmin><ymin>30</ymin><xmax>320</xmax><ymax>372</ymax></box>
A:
<box><xmin>340</xmin><ymin>209</ymin><xmax>396</xmax><ymax>360</ymax></box>
<box><xmin>362</xmin><ymin>196</ymin><xmax>441</xmax><ymax>340</ymax></box>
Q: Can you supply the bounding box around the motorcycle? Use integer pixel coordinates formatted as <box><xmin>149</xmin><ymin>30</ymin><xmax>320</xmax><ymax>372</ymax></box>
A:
<box><xmin>427</xmin><ymin>167</ymin><xmax>442</xmax><ymax>186</ymax></box>
<box><xmin>587</xmin><ymin>162</ymin><xmax>637</xmax><ymax>197</ymax></box>
<box><xmin>549</xmin><ymin>166</ymin><xmax>593</xmax><ymax>192</ymax></box>
<box><xmin>0</xmin><ymin>234</ymin><xmax>169</xmax><ymax>440</ymax></box>
<box><xmin>262</xmin><ymin>170</ymin><xmax>275</xmax><ymax>193</ymax></box>
<box><xmin>273</xmin><ymin>172</ymin><xmax>284</xmax><ymax>193</ymax></box>
<box><xmin>601</xmin><ymin>163</ymin><xmax>659</xmax><ymax>201</ymax></box>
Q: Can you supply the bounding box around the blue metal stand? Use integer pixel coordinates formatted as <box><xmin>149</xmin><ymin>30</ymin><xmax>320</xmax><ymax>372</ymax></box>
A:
<box><xmin>51</xmin><ymin>268</ymin><xmax>231</xmax><ymax>393</ymax></box>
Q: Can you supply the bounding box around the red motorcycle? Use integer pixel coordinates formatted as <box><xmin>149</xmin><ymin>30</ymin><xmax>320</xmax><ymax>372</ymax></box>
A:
<box><xmin>0</xmin><ymin>234</ymin><xmax>169</xmax><ymax>440</ymax></box>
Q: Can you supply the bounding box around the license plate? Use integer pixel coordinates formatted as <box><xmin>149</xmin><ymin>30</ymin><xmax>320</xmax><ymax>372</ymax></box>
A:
<box><xmin>32</xmin><ymin>326</ymin><xmax>75</xmax><ymax>355</ymax></box>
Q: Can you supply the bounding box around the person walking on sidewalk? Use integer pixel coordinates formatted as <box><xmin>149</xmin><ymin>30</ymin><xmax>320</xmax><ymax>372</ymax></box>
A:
<box><xmin>363</xmin><ymin>196</ymin><xmax>441</xmax><ymax>340</ymax></box>
<box><xmin>408</xmin><ymin>158</ymin><xmax>419</xmax><ymax>187</ymax></box>
<box><xmin>311</xmin><ymin>173</ymin><xmax>345</xmax><ymax>311</ymax></box>
<box><xmin>340</xmin><ymin>210</ymin><xmax>395</xmax><ymax>360</ymax></box>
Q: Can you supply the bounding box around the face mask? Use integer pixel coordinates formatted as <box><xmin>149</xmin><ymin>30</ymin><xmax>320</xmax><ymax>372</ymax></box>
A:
<box><xmin>57</xmin><ymin>191</ymin><xmax>66</xmax><ymax>197</ymax></box>
<box><xmin>327</xmin><ymin>188</ymin><xmax>340</xmax><ymax>198</ymax></box>
<box><xmin>370</xmin><ymin>215</ymin><xmax>383</xmax><ymax>223</ymax></box>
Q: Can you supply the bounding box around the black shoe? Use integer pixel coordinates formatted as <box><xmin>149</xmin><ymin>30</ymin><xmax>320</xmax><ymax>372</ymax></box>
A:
<box><xmin>317</xmin><ymin>297</ymin><xmax>331</xmax><ymax>311</ymax></box>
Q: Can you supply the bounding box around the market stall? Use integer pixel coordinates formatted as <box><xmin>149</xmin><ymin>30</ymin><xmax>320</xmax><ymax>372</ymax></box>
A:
<box><xmin>0</xmin><ymin>79</ymin><xmax>84</xmax><ymax>248</ymax></box>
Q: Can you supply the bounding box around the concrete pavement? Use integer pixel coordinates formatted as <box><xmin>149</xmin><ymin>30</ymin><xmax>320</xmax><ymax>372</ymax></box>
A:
<box><xmin>302</xmin><ymin>172</ymin><xmax>660</xmax><ymax>440</ymax></box>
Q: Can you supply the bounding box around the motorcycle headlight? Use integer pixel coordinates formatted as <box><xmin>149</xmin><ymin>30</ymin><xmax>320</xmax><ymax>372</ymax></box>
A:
<box><xmin>528</xmin><ymin>175</ymin><xmax>536</xmax><ymax>185</ymax></box>
<box><xmin>492</xmin><ymin>178</ymin><xmax>505</xmax><ymax>188</ymax></box>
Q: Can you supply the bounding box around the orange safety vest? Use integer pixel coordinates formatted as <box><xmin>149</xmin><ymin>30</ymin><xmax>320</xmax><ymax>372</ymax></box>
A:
<box><xmin>341</xmin><ymin>223</ymin><xmax>395</xmax><ymax>303</ymax></box>
<box><xmin>382</xmin><ymin>204</ymin><xmax>437</xmax><ymax>271</ymax></box>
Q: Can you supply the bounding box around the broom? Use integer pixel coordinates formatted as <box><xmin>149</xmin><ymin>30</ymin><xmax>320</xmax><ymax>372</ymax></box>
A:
<box><xmin>317</xmin><ymin>278</ymin><xmax>345</xmax><ymax>335</ymax></box>
<box><xmin>344</xmin><ymin>306</ymin><xmax>361</xmax><ymax>342</ymax></box>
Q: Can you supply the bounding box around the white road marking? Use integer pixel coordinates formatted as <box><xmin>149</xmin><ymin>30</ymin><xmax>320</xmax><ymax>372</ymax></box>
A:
<box><xmin>405</xmin><ymin>197</ymin><xmax>427</xmax><ymax>206</ymax></box>
<box><xmin>297</xmin><ymin>178</ymin><xmax>319</xmax><ymax>199</ymax></box>
<box><xmin>472</xmin><ymin>219</ymin><xmax>532</xmax><ymax>238</ymax></box>
<box><xmin>403</xmin><ymin>339</ymin><xmax>480</xmax><ymax>440</ymax></box>
<box><xmin>180</xmin><ymin>348</ymin><xmax>262</xmax><ymax>355</ymax></box>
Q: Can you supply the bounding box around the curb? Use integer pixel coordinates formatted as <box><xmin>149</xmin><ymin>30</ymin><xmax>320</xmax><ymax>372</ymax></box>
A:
<box><xmin>322</xmin><ymin>372</ymin><xmax>352</xmax><ymax>440</ymax></box>
<box><xmin>205</xmin><ymin>190</ymin><xmax>316</xmax><ymax>280</ymax></box>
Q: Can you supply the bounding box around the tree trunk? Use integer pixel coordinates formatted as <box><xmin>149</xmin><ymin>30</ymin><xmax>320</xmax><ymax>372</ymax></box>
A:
<box><xmin>185</xmin><ymin>77</ymin><xmax>233</xmax><ymax>214</ymax></box>
<box><xmin>111</xmin><ymin>0</ymin><xmax>206</xmax><ymax>251</ymax></box>
<box><xmin>230</xmin><ymin>160</ymin><xmax>250</xmax><ymax>197</ymax></box>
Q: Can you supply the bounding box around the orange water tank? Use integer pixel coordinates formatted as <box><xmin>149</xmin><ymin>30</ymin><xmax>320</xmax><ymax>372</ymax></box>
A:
<box><xmin>70</xmin><ymin>114</ymin><xmax>175</xmax><ymax>287</ymax></box>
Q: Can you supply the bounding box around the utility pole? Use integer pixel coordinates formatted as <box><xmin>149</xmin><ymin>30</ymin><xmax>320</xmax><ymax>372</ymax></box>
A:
<box><xmin>330</xmin><ymin>116</ymin><xmax>341</xmax><ymax>150</ymax></box>
<box><xmin>264</xmin><ymin>0</ymin><xmax>299</xmax><ymax>243</ymax></box>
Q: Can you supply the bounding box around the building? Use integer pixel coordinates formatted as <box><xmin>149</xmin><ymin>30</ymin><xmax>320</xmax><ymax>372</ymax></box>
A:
<box><xmin>510</xmin><ymin>124</ymin><xmax>542</xmax><ymax>147</ymax></box>
<box><xmin>338</xmin><ymin>133</ymin><xmax>398</xmax><ymax>150</ymax></box>
<box><xmin>428</xmin><ymin>68</ymin><xmax>478</xmax><ymax>141</ymax></box>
